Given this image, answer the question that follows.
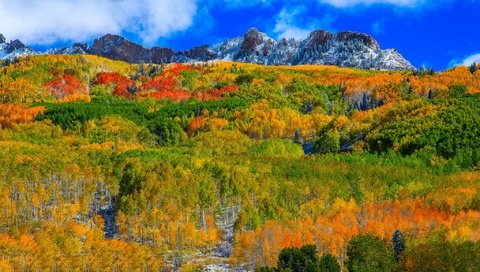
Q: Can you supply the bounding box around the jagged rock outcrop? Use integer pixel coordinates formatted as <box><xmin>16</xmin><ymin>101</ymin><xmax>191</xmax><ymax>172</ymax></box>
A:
<box><xmin>5</xmin><ymin>39</ymin><xmax>26</xmax><ymax>54</ymax></box>
<box><xmin>174</xmin><ymin>45</ymin><xmax>217</xmax><ymax>62</ymax></box>
<box><xmin>48</xmin><ymin>43</ymin><xmax>90</xmax><ymax>55</ymax></box>
<box><xmin>234</xmin><ymin>28</ymin><xmax>276</xmax><ymax>64</ymax></box>
<box><xmin>91</xmin><ymin>34</ymin><xmax>174</xmax><ymax>63</ymax></box>
<box><xmin>0</xmin><ymin>35</ymin><xmax>36</xmax><ymax>61</ymax></box>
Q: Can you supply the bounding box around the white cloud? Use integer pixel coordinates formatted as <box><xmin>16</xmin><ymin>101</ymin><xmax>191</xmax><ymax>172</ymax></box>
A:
<box><xmin>318</xmin><ymin>0</ymin><xmax>428</xmax><ymax>8</ymax></box>
<box><xmin>450</xmin><ymin>53</ymin><xmax>480</xmax><ymax>67</ymax></box>
<box><xmin>0</xmin><ymin>0</ymin><xmax>197</xmax><ymax>45</ymax></box>
<box><xmin>273</xmin><ymin>7</ymin><xmax>336</xmax><ymax>40</ymax></box>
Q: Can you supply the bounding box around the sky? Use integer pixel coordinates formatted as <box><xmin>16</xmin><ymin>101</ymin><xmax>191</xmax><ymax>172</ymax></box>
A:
<box><xmin>0</xmin><ymin>0</ymin><xmax>478</xmax><ymax>70</ymax></box>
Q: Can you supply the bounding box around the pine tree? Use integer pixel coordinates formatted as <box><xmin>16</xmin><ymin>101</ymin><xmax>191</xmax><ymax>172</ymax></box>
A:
<box><xmin>392</xmin><ymin>230</ymin><xmax>406</xmax><ymax>271</ymax></box>
<box><xmin>319</xmin><ymin>253</ymin><xmax>340</xmax><ymax>272</ymax></box>
<box><xmin>470</xmin><ymin>62</ymin><xmax>478</xmax><ymax>74</ymax></box>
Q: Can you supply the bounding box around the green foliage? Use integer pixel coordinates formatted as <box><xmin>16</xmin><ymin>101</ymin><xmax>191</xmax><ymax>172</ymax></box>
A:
<box><xmin>346</xmin><ymin>234</ymin><xmax>395</xmax><ymax>272</ymax></box>
<box><xmin>0</xmin><ymin>120</ymin><xmax>63</xmax><ymax>145</ymax></box>
<box><xmin>319</xmin><ymin>254</ymin><xmax>341</xmax><ymax>272</ymax></box>
<box><xmin>37</xmin><ymin>96</ymin><xmax>150</xmax><ymax>131</ymax></box>
<box><xmin>248</xmin><ymin>139</ymin><xmax>304</xmax><ymax>158</ymax></box>
<box><xmin>119</xmin><ymin>162</ymin><xmax>146</xmax><ymax>214</ymax></box>
<box><xmin>255</xmin><ymin>267</ymin><xmax>277</xmax><ymax>272</ymax></box>
<box><xmin>407</xmin><ymin>240</ymin><xmax>480</xmax><ymax>272</ymax></box>
<box><xmin>148</xmin><ymin>117</ymin><xmax>185</xmax><ymax>145</ymax></box>
<box><xmin>314</xmin><ymin>131</ymin><xmax>340</xmax><ymax>154</ymax></box>
<box><xmin>235</xmin><ymin>74</ymin><xmax>255</xmax><ymax>85</ymax></box>
<box><xmin>284</xmin><ymin>80</ymin><xmax>330</xmax><ymax>113</ymax></box>
<box><xmin>2</xmin><ymin>56</ymin><xmax>480</xmax><ymax>270</ymax></box>
<box><xmin>278</xmin><ymin>245</ymin><xmax>319</xmax><ymax>272</ymax></box>
<box><xmin>263</xmin><ymin>245</ymin><xmax>341</xmax><ymax>272</ymax></box>
<box><xmin>38</xmin><ymin>96</ymin><xmax>249</xmax><ymax>145</ymax></box>
<box><xmin>365</xmin><ymin>98</ymin><xmax>480</xmax><ymax>168</ymax></box>
<box><xmin>180</xmin><ymin>70</ymin><xmax>201</xmax><ymax>91</ymax></box>
<box><xmin>448</xmin><ymin>85</ymin><xmax>468</xmax><ymax>98</ymax></box>
<box><xmin>82</xmin><ymin>115</ymin><xmax>156</xmax><ymax>145</ymax></box>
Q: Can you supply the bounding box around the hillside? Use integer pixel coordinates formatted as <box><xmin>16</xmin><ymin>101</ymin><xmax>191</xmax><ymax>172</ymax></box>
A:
<box><xmin>0</xmin><ymin>55</ymin><xmax>480</xmax><ymax>271</ymax></box>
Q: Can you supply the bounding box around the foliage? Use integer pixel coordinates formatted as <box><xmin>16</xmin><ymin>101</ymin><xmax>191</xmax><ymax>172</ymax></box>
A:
<box><xmin>407</xmin><ymin>239</ymin><xmax>480</xmax><ymax>272</ymax></box>
<box><xmin>314</xmin><ymin>130</ymin><xmax>340</xmax><ymax>154</ymax></box>
<box><xmin>0</xmin><ymin>56</ymin><xmax>480</xmax><ymax>270</ymax></box>
<box><xmin>319</xmin><ymin>253</ymin><xmax>341</xmax><ymax>272</ymax></box>
<box><xmin>345</xmin><ymin>234</ymin><xmax>395</xmax><ymax>272</ymax></box>
<box><xmin>277</xmin><ymin>245</ymin><xmax>319</xmax><ymax>272</ymax></box>
<box><xmin>365</xmin><ymin>98</ymin><xmax>480</xmax><ymax>168</ymax></box>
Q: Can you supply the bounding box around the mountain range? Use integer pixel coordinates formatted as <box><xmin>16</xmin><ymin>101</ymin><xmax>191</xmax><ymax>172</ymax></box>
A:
<box><xmin>0</xmin><ymin>28</ymin><xmax>414</xmax><ymax>70</ymax></box>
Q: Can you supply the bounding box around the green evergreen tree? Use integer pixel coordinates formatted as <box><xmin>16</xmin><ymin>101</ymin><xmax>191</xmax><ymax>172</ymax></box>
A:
<box><xmin>469</xmin><ymin>62</ymin><xmax>477</xmax><ymax>74</ymax></box>
<box><xmin>318</xmin><ymin>253</ymin><xmax>340</xmax><ymax>272</ymax></box>
<box><xmin>314</xmin><ymin>131</ymin><xmax>340</xmax><ymax>154</ymax></box>
<box><xmin>278</xmin><ymin>245</ymin><xmax>319</xmax><ymax>272</ymax></box>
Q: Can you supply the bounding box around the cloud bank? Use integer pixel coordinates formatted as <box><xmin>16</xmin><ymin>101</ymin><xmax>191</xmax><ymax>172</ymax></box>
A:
<box><xmin>451</xmin><ymin>53</ymin><xmax>480</xmax><ymax>67</ymax></box>
<box><xmin>0</xmin><ymin>0</ymin><xmax>197</xmax><ymax>45</ymax></box>
<box><xmin>317</xmin><ymin>0</ymin><xmax>428</xmax><ymax>8</ymax></box>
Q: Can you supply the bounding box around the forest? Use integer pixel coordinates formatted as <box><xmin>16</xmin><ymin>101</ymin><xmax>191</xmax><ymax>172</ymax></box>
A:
<box><xmin>0</xmin><ymin>54</ymin><xmax>480</xmax><ymax>271</ymax></box>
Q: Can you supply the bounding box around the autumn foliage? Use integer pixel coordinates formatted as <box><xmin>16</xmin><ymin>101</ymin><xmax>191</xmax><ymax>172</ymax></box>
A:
<box><xmin>232</xmin><ymin>198</ymin><xmax>480</xmax><ymax>268</ymax></box>
<box><xmin>44</xmin><ymin>74</ymin><xmax>88</xmax><ymax>99</ymax></box>
<box><xmin>0</xmin><ymin>104</ymin><xmax>45</xmax><ymax>128</ymax></box>
<box><xmin>96</xmin><ymin>72</ymin><xmax>134</xmax><ymax>98</ymax></box>
<box><xmin>2</xmin><ymin>55</ymin><xmax>480</xmax><ymax>270</ymax></box>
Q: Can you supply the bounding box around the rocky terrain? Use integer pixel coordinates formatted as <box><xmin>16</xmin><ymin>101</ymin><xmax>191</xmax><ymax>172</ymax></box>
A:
<box><xmin>0</xmin><ymin>28</ymin><xmax>414</xmax><ymax>70</ymax></box>
<box><xmin>0</xmin><ymin>34</ymin><xmax>36</xmax><ymax>60</ymax></box>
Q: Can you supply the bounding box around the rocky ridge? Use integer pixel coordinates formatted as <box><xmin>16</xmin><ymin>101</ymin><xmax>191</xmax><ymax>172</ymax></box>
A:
<box><xmin>0</xmin><ymin>36</ymin><xmax>36</xmax><ymax>60</ymax></box>
<box><xmin>0</xmin><ymin>28</ymin><xmax>414</xmax><ymax>70</ymax></box>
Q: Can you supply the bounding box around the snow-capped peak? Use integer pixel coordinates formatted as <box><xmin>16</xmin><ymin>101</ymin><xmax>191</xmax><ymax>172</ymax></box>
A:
<box><xmin>0</xmin><ymin>36</ymin><xmax>36</xmax><ymax>61</ymax></box>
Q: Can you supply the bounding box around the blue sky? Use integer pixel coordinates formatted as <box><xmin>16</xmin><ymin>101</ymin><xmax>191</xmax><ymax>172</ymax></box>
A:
<box><xmin>0</xmin><ymin>0</ymin><xmax>478</xmax><ymax>70</ymax></box>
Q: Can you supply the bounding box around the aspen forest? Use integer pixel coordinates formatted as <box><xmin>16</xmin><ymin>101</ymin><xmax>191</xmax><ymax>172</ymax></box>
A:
<box><xmin>1</xmin><ymin>54</ymin><xmax>480</xmax><ymax>271</ymax></box>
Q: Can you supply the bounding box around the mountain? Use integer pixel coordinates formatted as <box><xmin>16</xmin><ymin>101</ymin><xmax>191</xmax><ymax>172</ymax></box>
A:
<box><xmin>47</xmin><ymin>43</ymin><xmax>90</xmax><ymax>55</ymax></box>
<box><xmin>0</xmin><ymin>36</ymin><xmax>36</xmax><ymax>61</ymax></box>
<box><xmin>210</xmin><ymin>28</ymin><xmax>413</xmax><ymax>70</ymax></box>
<box><xmin>0</xmin><ymin>28</ymin><xmax>414</xmax><ymax>70</ymax></box>
<box><xmin>90</xmin><ymin>34</ymin><xmax>175</xmax><ymax>64</ymax></box>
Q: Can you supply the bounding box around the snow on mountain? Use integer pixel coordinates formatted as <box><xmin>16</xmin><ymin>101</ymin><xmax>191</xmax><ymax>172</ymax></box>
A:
<box><xmin>0</xmin><ymin>37</ymin><xmax>37</xmax><ymax>61</ymax></box>
<box><xmin>0</xmin><ymin>29</ymin><xmax>414</xmax><ymax>70</ymax></box>
<box><xmin>207</xmin><ymin>28</ymin><xmax>413</xmax><ymax>70</ymax></box>
<box><xmin>47</xmin><ymin>43</ymin><xmax>90</xmax><ymax>55</ymax></box>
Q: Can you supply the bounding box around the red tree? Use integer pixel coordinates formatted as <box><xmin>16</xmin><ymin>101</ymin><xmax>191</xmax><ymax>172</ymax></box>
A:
<box><xmin>96</xmin><ymin>72</ymin><xmax>134</xmax><ymax>98</ymax></box>
<box><xmin>45</xmin><ymin>74</ymin><xmax>88</xmax><ymax>99</ymax></box>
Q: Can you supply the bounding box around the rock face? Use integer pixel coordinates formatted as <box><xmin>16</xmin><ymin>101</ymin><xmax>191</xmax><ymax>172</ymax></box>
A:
<box><xmin>5</xmin><ymin>39</ymin><xmax>26</xmax><ymax>54</ymax></box>
<box><xmin>90</xmin><ymin>34</ymin><xmax>175</xmax><ymax>63</ymax></box>
<box><xmin>0</xmin><ymin>28</ymin><xmax>414</xmax><ymax>70</ymax></box>
<box><xmin>234</xmin><ymin>28</ymin><xmax>276</xmax><ymax>64</ymax></box>
<box><xmin>174</xmin><ymin>45</ymin><xmax>217</xmax><ymax>62</ymax></box>
<box><xmin>48</xmin><ymin>43</ymin><xmax>90</xmax><ymax>55</ymax></box>
<box><xmin>88</xmin><ymin>29</ymin><xmax>413</xmax><ymax>70</ymax></box>
<box><xmin>211</xmin><ymin>28</ymin><xmax>413</xmax><ymax>70</ymax></box>
<box><xmin>0</xmin><ymin>35</ymin><xmax>36</xmax><ymax>61</ymax></box>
